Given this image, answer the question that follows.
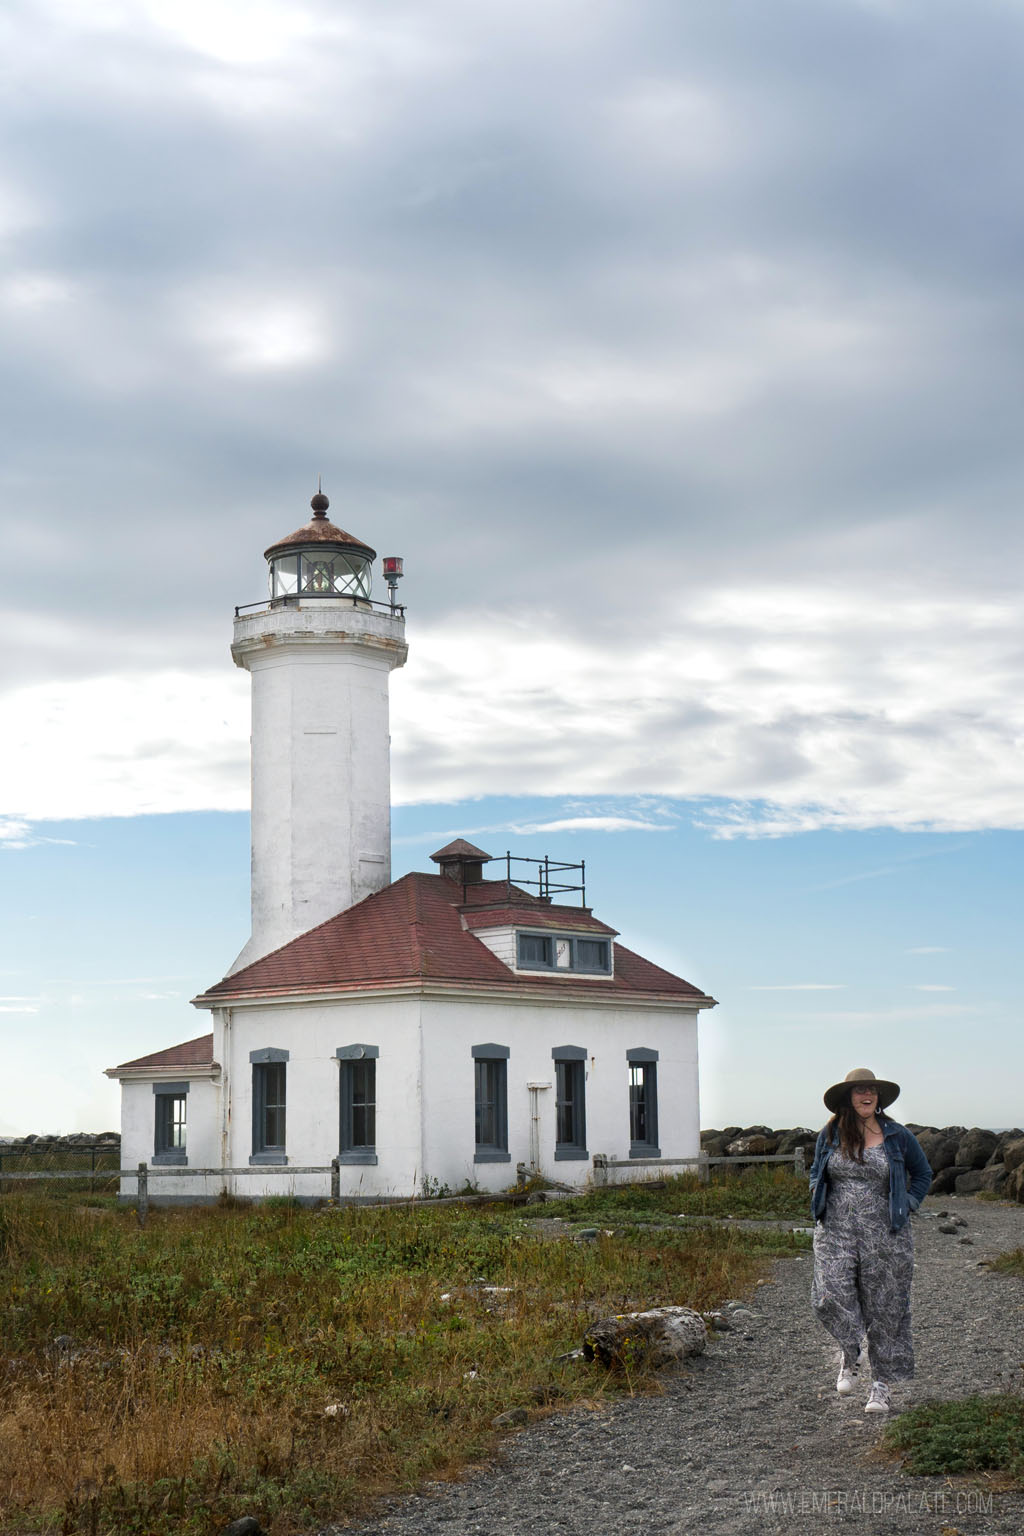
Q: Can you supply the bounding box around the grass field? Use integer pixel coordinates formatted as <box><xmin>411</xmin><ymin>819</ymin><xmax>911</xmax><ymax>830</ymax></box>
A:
<box><xmin>0</xmin><ymin>1167</ymin><xmax>809</xmax><ymax>1535</ymax></box>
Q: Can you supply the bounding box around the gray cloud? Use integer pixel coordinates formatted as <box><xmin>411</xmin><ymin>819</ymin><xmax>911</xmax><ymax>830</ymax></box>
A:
<box><xmin>3</xmin><ymin>0</ymin><xmax>1024</xmax><ymax>831</ymax></box>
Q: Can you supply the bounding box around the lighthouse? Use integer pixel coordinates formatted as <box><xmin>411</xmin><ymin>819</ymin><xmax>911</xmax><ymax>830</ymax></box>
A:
<box><xmin>108</xmin><ymin>481</ymin><xmax>714</xmax><ymax>1204</ymax></box>
<box><xmin>228</xmin><ymin>488</ymin><xmax>408</xmax><ymax>972</ymax></box>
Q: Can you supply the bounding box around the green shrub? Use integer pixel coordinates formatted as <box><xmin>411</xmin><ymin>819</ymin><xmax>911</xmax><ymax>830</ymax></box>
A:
<box><xmin>885</xmin><ymin>1395</ymin><xmax>1024</xmax><ymax>1477</ymax></box>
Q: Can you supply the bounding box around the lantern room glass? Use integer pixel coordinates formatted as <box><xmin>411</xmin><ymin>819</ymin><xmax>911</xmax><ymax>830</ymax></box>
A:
<box><xmin>269</xmin><ymin>549</ymin><xmax>372</xmax><ymax>601</ymax></box>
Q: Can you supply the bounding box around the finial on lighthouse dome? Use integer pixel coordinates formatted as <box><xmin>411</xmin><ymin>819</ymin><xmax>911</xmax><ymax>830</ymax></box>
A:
<box><xmin>264</xmin><ymin>485</ymin><xmax>377</xmax><ymax>602</ymax></box>
<box><xmin>310</xmin><ymin>480</ymin><xmax>330</xmax><ymax>517</ymax></box>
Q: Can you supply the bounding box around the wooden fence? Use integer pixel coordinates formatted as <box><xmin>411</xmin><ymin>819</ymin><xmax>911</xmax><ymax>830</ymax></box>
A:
<box><xmin>0</xmin><ymin>1161</ymin><xmax>346</xmax><ymax>1227</ymax></box>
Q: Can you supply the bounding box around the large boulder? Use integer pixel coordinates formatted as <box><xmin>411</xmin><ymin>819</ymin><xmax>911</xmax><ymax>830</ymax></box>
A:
<box><xmin>700</xmin><ymin>1133</ymin><xmax>731</xmax><ymax>1158</ymax></box>
<box><xmin>776</xmin><ymin>1128</ymin><xmax>819</xmax><ymax>1156</ymax></box>
<box><xmin>955</xmin><ymin>1129</ymin><xmax>999</xmax><ymax>1169</ymax></box>
<box><xmin>1001</xmin><ymin>1137</ymin><xmax>1024</xmax><ymax>1174</ymax></box>
<box><xmin>954</xmin><ymin>1165</ymin><xmax>1007</xmax><ymax>1196</ymax></box>
<box><xmin>583</xmin><ymin>1307</ymin><xmax>706</xmax><ymax>1370</ymax></box>
<box><xmin>725</xmin><ymin>1134</ymin><xmax>779</xmax><ymax>1157</ymax></box>
<box><xmin>1005</xmin><ymin>1165</ymin><xmax>1024</xmax><ymax>1203</ymax></box>
<box><xmin>928</xmin><ymin>1166</ymin><xmax>962</xmax><ymax>1196</ymax></box>
<box><xmin>916</xmin><ymin>1130</ymin><xmax>960</xmax><ymax>1172</ymax></box>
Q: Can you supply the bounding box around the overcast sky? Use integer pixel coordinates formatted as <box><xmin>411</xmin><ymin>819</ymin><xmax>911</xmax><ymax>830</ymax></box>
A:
<box><xmin>2</xmin><ymin>0</ymin><xmax>1022</xmax><ymax>1136</ymax></box>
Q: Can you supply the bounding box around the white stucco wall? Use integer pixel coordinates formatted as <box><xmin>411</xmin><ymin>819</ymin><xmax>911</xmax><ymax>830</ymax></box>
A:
<box><xmin>418</xmin><ymin>993</ymin><xmax>700</xmax><ymax>1193</ymax></box>
<box><xmin>215</xmin><ymin>995</ymin><xmax>424</xmax><ymax>1200</ymax></box>
<box><xmin>230</xmin><ymin>604</ymin><xmax>407</xmax><ymax>973</ymax></box>
<box><xmin>118</xmin><ymin>1075</ymin><xmax>222</xmax><ymax>1202</ymax></box>
<box><xmin>197</xmin><ymin>989</ymin><xmax>700</xmax><ymax>1200</ymax></box>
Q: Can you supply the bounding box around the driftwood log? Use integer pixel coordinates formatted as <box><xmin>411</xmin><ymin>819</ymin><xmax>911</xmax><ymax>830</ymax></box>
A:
<box><xmin>583</xmin><ymin>1306</ymin><xmax>707</xmax><ymax>1369</ymax></box>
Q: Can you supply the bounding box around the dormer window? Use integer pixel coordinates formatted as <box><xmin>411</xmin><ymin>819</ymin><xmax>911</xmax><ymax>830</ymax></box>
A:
<box><xmin>576</xmin><ymin>938</ymin><xmax>610</xmax><ymax>970</ymax></box>
<box><xmin>516</xmin><ymin>932</ymin><xmax>611</xmax><ymax>974</ymax></box>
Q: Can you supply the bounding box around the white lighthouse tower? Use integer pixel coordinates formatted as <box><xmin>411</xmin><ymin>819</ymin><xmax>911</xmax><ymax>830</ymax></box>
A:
<box><xmin>228</xmin><ymin>488</ymin><xmax>408</xmax><ymax>973</ymax></box>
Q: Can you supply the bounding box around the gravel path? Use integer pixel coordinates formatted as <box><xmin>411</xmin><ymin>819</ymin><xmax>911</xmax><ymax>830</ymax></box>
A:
<box><xmin>318</xmin><ymin>1196</ymin><xmax>1024</xmax><ymax>1536</ymax></box>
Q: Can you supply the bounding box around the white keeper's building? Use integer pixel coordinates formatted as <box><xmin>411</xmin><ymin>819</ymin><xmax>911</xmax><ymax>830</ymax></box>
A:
<box><xmin>107</xmin><ymin>491</ymin><xmax>716</xmax><ymax>1201</ymax></box>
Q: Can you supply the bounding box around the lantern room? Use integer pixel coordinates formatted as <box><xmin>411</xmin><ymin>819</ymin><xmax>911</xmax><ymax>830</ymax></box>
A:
<box><xmin>263</xmin><ymin>489</ymin><xmax>376</xmax><ymax>603</ymax></box>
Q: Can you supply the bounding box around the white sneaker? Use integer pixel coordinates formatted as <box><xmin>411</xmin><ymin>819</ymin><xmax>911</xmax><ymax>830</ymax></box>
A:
<box><xmin>836</xmin><ymin>1361</ymin><xmax>855</xmax><ymax>1395</ymax></box>
<box><xmin>865</xmin><ymin>1381</ymin><xmax>891</xmax><ymax>1414</ymax></box>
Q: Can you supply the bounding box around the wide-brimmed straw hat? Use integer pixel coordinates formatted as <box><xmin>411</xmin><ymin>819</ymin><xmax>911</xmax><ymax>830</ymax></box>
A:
<box><xmin>824</xmin><ymin>1067</ymin><xmax>900</xmax><ymax>1113</ymax></box>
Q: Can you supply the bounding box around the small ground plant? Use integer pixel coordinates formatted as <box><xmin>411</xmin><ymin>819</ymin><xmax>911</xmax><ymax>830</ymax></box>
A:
<box><xmin>0</xmin><ymin>1182</ymin><xmax>806</xmax><ymax>1536</ymax></box>
<box><xmin>993</xmin><ymin>1246</ymin><xmax>1024</xmax><ymax>1278</ymax></box>
<box><xmin>884</xmin><ymin>1395</ymin><xmax>1024</xmax><ymax>1478</ymax></box>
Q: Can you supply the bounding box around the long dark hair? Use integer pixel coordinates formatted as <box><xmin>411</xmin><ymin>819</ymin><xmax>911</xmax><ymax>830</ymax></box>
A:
<box><xmin>828</xmin><ymin>1096</ymin><xmax>884</xmax><ymax>1161</ymax></box>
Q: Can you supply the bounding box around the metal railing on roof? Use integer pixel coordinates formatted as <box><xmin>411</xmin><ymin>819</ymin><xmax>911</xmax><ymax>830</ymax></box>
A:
<box><xmin>484</xmin><ymin>853</ymin><xmax>586</xmax><ymax>907</ymax></box>
<box><xmin>234</xmin><ymin>595</ymin><xmax>406</xmax><ymax>618</ymax></box>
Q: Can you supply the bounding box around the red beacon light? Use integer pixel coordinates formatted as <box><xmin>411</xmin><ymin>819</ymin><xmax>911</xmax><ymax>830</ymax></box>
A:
<box><xmin>382</xmin><ymin>555</ymin><xmax>404</xmax><ymax>611</ymax></box>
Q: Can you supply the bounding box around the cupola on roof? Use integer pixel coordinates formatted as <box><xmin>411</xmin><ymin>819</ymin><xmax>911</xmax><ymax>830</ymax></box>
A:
<box><xmin>430</xmin><ymin>839</ymin><xmax>493</xmax><ymax>864</ymax></box>
<box><xmin>264</xmin><ymin>488</ymin><xmax>376</xmax><ymax>563</ymax></box>
<box><xmin>431</xmin><ymin>839</ymin><xmax>493</xmax><ymax>885</ymax></box>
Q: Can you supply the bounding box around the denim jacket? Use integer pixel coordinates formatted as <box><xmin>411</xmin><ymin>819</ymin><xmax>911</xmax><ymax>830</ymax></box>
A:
<box><xmin>809</xmin><ymin>1115</ymin><xmax>932</xmax><ymax>1232</ymax></box>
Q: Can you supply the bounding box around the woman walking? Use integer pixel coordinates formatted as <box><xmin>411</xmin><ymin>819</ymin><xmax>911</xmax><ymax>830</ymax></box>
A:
<box><xmin>809</xmin><ymin>1068</ymin><xmax>932</xmax><ymax>1413</ymax></box>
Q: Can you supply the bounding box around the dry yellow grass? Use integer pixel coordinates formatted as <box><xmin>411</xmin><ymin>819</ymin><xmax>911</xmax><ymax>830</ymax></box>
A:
<box><xmin>0</xmin><ymin>1176</ymin><xmax>809</xmax><ymax>1534</ymax></box>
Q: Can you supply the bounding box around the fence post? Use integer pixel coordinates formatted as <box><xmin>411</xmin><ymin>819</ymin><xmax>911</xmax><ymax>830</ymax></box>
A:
<box><xmin>331</xmin><ymin>1157</ymin><xmax>340</xmax><ymax>1203</ymax></box>
<box><xmin>698</xmin><ymin>1152</ymin><xmax>710</xmax><ymax>1185</ymax></box>
<box><xmin>136</xmin><ymin>1163</ymin><xmax>148</xmax><ymax>1229</ymax></box>
<box><xmin>793</xmin><ymin>1146</ymin><xmax>806</xmax><ymax>1177</ymax></box>
<box><xmin>592</xmin><ymin>1153</ymin><xmax>608</xmax><ymax>1188</ymax></box>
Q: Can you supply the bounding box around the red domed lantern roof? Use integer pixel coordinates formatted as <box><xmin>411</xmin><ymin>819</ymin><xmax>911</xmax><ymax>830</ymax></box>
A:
<box><xmin>263</xmin><ymin>490</ymin><xmax>376</xmax><ymax>563</ymax></box>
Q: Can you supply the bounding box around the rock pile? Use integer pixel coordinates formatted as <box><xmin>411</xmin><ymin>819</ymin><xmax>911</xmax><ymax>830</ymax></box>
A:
<box><xmin>0</xmin><ymin>1132</ymin><xmax>120</xmax><ymax>1151</ymax></box>
<box><xmin>700</xmin><ymin>1124</ymin><xmax>1024</xmax><ymax>1202</ymax></box>
<box><xmin>909</xmin><ymin>1124</ymin><xmax>1024</xmax><ymax>1201</ymax></box>
<box><xmin>700</xmin><ymin>1125</ymin><xmax>820</xmax><ymax>1160</ymax></box>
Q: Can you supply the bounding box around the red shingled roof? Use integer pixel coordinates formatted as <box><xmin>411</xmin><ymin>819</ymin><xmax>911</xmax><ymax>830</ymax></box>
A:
<box><xmin>109</xmin><ymin>1033</ymin><xmax>214</xmax><ymax>1073</ymax></box>
<box><xmin>194</xmin><ymin>873</ymin><xmax>709</xmax><ymax>1004</ymax></box>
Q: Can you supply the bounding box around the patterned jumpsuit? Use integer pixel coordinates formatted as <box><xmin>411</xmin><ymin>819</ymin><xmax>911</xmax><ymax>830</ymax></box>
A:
<box><xmin>811</xmin><ymin>1144</ymin><xmax>915</xmax><ymax>1381</ymax></box>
